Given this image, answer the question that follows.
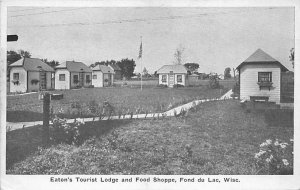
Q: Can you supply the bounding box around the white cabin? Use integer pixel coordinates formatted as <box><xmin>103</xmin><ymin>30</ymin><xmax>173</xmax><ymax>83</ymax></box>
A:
<box><xmin>237</xmin><ymin>49</ymin><xmax>288</xmax><ymax>104</ymax></box>
<box><xmin>156</xmin><ymin>65</ymin><xmax>188</xmax><ymax>87</ymax></box>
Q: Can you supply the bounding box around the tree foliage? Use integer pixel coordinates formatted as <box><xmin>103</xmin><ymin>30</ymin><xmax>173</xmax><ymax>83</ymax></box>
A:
<box><xmin>7</xmin><ymin>50</ymin><xmax>31</xmax><ymax>65</ymax></box>
<box><xmin>117</xmin><ymin>58</ymin><xmax>136</xmax><ymax>79</ymax></box>
<box><xmin>224</xmin><ymin>67</ymin><xmax>232</xmax><ymax>79</ymax></box>
<box><xmin>42</xmin><ymin>59</ymin><xmax>59</xmax><ymax>68</ymax></box>
<box><xmin>184</xmin><ymin>63</ymin><xmax>199</xmax><ymax>73</ymax></box>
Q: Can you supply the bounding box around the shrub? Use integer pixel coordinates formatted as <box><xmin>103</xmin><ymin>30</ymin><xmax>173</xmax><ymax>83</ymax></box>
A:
<box><xmin>173</xmin><ymin>84</ymin><xmax>184</xmax><ymax>88</ymax></box>
<box><xmin>156</xmin><ymin>84</ymin><xmax>168</xmax><ymax>88</ymax></box>
<box><xmin>231</xmin><ymin>82</ymin><xmax>240</xmax><ymax>98</ymax></box>
<box><xmin>208</xmin><ymin>75</ymin><xmax>220</xmax><ymax>89</ymax></box>
<box><xmin>254</xmin><ymin>139</ymin><xmax>293</xmax><ymax>175</ymax></box>
<box><xmin>50</xmin><ymin>116</ymin><xmax>86</xmax><ymax>145</ymax></box>
<box><xmin>88</xmin><ymin>85</ymin><xmax>94</xmax><ymax>88</ymax></box>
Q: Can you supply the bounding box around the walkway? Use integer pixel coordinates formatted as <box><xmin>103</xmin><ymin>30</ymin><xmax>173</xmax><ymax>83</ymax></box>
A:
<box><xmin>7</xmin><ymin>90</ymin><xmax>234</xmax><ymax>131</ymax></box>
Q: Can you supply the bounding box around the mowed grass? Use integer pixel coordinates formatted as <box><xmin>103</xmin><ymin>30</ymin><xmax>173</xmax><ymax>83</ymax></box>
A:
<box><xmin>7</xmin><ymin>87</ymin><xmax>225</xmax><ymax>122</ymax></box>
<box><xmin>7</xmin><ymin>100</ymin><xmax>293</xmax><ymax>174</ymax></box>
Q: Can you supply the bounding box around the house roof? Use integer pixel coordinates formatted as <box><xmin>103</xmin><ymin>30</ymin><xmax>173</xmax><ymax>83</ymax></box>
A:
<box><xmin>92</xmin><ymin>65</ymin><xmax>114</xmax><ymax>73</ymax></box>
<box><xmin>9</xmin><ymin>57</ymin><xmax>54</xmax><ymax>72</ymax></box>
<box><xmin>157</xmin><ymin>64</ymin><xmax>188</xmax><ymax>74</ymax></box>
<box><xmin>236</xmin><ymin>49</ymin><xmax>288</xmax><ymax>71</ymax></box>
<box><xmin>108</xmin><ymin>64</ymin><xmax>121</xmax><ymax>71</ymax></box>
<box><xmin>56</xmin><ymin>61</ymin><xmax>92</xmax><ymax>72</ymax></box>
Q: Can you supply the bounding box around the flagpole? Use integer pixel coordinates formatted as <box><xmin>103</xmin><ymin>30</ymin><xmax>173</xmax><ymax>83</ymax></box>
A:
<box><xmin>140</xmin><ymin>36</ymin><xmax>143</xmax><ymax>91</ymax></box>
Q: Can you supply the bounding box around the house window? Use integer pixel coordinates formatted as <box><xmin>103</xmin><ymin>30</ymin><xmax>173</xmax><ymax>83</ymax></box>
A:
<box><xmin>258</xmin><ymin>72</ymin><xmax>272</xmax><ymax>82</ymax></box>
<box><xmin>59</xmin><ymin>74</ymin><xmax>65</xmax><ymax>81</ymax></box>
<box><xmin>177</xmin><ymin>75</ymin><xmax>182</xmax><ymax>82</ymax></box>
<box><xmin>86</xmin><ymin>75</ymin><xmax>91</xmax><ymax>83</ymax></box>
<box><xmin>162</xmin><ymin>75</ymin><xmax>167</xmax><ymax>82</ymax></box>
<box><xmin>13</xmin><ymin>73</ymin><xmax>19</xmax><ymax>80</ymax></box>
<box><xmin>93</xmin><ymin>75</ymin><xmax>97</xmax><ymax>79</ymax></box>
<box><xmin>73</xmin><ymin>75</ymin><xmax>79</xmax><ymax>83</ymax></box>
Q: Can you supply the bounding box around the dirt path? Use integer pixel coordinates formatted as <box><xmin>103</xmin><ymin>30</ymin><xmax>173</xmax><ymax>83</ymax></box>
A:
<box><xmin>7</xmin><ymin>90</ymin><xmax>233</xmax><ymax>131</ymax></box>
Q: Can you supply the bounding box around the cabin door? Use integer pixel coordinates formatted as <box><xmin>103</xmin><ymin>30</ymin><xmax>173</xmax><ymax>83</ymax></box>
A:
<box><xmin>169</xmin><ymin>71</ymin><xmax>175</xmax><ymax>87</ymax></box>
<box><xmin>79</xmin><ymin>72</ymin><xmax>85</xmax><ymax>87</ymax></box>
<box><xmin>39</xmin><ymin>71</ymin><xmax>47</xmax><ymax>90</ymax></box>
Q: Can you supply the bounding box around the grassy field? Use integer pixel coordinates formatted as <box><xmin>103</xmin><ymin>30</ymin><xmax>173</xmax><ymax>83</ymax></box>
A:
<box><xmin>7</xmin><ymin>100</ymin><xmax>293</xmax><ymax>174</ymax></box>
<box><xmin>7</xmin><ymin>86</ymin><xmax>226</xmax><ymax>122</ymax></box>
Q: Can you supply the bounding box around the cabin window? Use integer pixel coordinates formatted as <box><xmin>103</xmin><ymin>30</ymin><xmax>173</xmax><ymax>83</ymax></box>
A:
<box><xmin>177</xmin><ymin>75</ymin><xmax>182</xmax><ymax>83</ymax></box>
<box><xmin>258</xmin><ymin>72</ymin><xmax>272</xmax><ymax>82</ymax></box>
<box><xmin>59</xmin><ymin>74</ymin><xmax>65</xmax><ymax>81</ymax></box>
<box><xmin>93</xmin><ymin>75</ymin><xmax>97</xmax><ymax>79</ymax></box>
<box><xmin>162</xmin><ymin>75</ymin><xmax>167</xmax><ymax>82</ymax></box>
<box><xmin>13</xmin><ymin>73</ymin><xmax>19</xmax><ymax>80</ymax></box>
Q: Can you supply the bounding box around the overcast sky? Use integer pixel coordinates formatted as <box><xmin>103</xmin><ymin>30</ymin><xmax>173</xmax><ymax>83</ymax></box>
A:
<box><xmin>7</xmin><ymin>7</ymin><xmax>294</xmax><ymax>74</ymax></box>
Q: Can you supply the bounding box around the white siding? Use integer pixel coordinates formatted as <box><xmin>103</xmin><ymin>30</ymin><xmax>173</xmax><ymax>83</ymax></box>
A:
<box><xmin>92</xmin><ymin>71</ymin><xmax>104</xmax><ymax>87</ymax></box>
<box><xmin>10</xmin><ymin>67</ymin><xmax>27</xmax><ymax>93</ymax></box>
<box><xmin>174</xmin><ymin>74</ymin><xmax>186</xmax><ymax>86</ymax></box>
<box><xmin>159</xmin><ymin>74</ymin><xmax>168</xmax><ymax>85</ymax></box>
<box><xmin>240</xmin><ymin>64</ymin><xmax>281</xmax><ymax>104</ymax></box>
<box><xmin>55</xmin><ymin>69</ymin><xmax>70</xmax><ymax>90</ymax></box>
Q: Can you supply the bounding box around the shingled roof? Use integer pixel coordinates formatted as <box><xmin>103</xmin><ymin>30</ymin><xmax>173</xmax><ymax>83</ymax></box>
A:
<box><xmin>237</xmin><ymin>49</ymin><xmax>288</xmax><ymax>71</ymax></box>
<box><xmin>108</xmin><ymin>64</ymin><xmax>121</xmax><ymax>71</ymax></box>
<box><xmin>157</xmin><ymin>64</ymin><xmax>188</xmax><ymax>74</ymax></box>
<box><xmin>92</xmin><ymin>65</ymin><xmax>114</xmax><ymax>74</ymax></box>
<box><xmin>9</xmin><ymin>57</ymin><xmax>54</xmax><ymax>72</ymax></box>
<box><xmin>56</xmin><ymin>61</ymin><xmax>92</xmax><ymax>72</ymax></box>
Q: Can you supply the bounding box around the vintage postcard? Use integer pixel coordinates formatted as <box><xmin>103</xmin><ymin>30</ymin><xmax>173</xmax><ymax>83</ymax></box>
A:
<box><xmin>1</xmin><ymin>0</ymin><xmax>299</xmax><ymax>189</ymax></box>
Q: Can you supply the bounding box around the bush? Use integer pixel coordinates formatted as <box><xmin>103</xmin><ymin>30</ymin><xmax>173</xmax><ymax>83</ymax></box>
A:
<box><xmin>88</xmin><ymin>85</ymin><xmax>94</xmax><ymax>88</ymax></box>
<box><xmin>173</xmin><ymin>84</ymin><xmax>184</xmax><ymax>88</ymax></box>
<box><xmin>255</xmin><ymin>139</ymin><xmax>293</xmax><ymax>175</ymax></box>
<box><xmin>231</xmin><ymin>82</ymin><xmax>240</xmax><ymax>98</ymax></box>
<box><xmin>208</xmin><ymin>75</ymin><xmax>220</xmax><ymax>89</ymax></box>
<box><xmin>156</xmin><ymin>84</ymin><xmax>168</xmax><ymax>88</ymax></box>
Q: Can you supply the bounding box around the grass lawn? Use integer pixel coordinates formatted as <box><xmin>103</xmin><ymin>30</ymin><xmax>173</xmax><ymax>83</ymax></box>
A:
<box><xmin>7</xmin><ymin>100</ymin><xmax>293</xmax><ymax>174</ymax></box>
<box><xmin>7</xmin><ymin>86</ymin><xmax>226</xmax><ymax>122</ymax></box>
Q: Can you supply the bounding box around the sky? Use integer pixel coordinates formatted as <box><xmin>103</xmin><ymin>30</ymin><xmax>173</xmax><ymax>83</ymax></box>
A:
<box><xmin>7</xmin><ymin>7</ymin><xmax>294</xmax><ymax>74</ymax></box>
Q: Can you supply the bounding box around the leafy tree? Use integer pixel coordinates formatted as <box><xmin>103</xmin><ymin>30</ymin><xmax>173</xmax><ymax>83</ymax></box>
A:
<box><xmin>224</xmin><ymin>67</ymin><xmax>232</xmax><ymax>79</ymax></box>
<box><xmin>289</xmin><ymin>48</ymin><xmax>294</xmax><ymax>68</ymax></box>
<box><xmin>94</xmin><ymin>60</ymin><xmax>117</xmax><ymax>67</ymax></box>
<box><xmin>184</xmin><ymin>63</ymin><xmax>199</xmax><ymax>73</ymax></box>
<box><xmin>7</xmin><ymin>50</ymin><xmax>31</xmax><ymax>65</ymax></box>
<box><xmin>116</xmin><ymin>58</ymin><xmax>136</xmax><ymax>79</ymax></box>
<box><xmin>7</xmin><ymin>50</ymin><xmax>31</xmax><ymax>79</ymax></box>
<box><xmin>42</xmin><ymin>59</ymin><xmax>59</xmax><ymax>68</ymax></box>
<box><xmin>173</xmin><ymin>45</ymin><xmax>185</xmax><ymax>65</ymax></box>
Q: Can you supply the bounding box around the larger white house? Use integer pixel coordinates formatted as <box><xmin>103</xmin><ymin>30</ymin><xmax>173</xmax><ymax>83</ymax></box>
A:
<box><xmin>236</xmin><ymin>49</ymin><xmax>288</xmax><ymax>104</ymax></box>
<box><xmin>54</xmin><ymin>61</ymin><xmax>92</xmax><ymax>90</ymax></box>
<box><xmin>8</xmin><ymin>58</ymin><xmax>54</xmax><ymax>93</ymax></box>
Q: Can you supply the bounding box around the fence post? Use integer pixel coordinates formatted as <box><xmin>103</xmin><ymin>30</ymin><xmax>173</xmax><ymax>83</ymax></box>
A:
<box><xmin>43</xmin><ymin>93</ymin><xmax>51</xmax><ymax>145</ymax></box>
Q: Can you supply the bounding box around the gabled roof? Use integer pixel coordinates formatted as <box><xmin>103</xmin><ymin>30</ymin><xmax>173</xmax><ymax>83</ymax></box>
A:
<box><xmin>108</xmin><ymin>64</ymin><xmax>121</xmax><ymax>71</ymax></box>
<box><xmin>92</xmin><ymin>65</ymin><xmax>114</xmax><ymax>74</ymax></box>
<box><xmin>9</xmin><ymin>57</ymin><xmax>54</xmax><ymax>72</ymax></box>
<box><xmin>237</xmin><ymin>49</ymin><xmax>288</xmax><ymax>71</ymax></box>
<box><xmin>56</xmin><ymin>61</ymin><xmax>92</xmax><ymax>72</ymax></box>
<box><xmin>157</xmin><ymin>64</ymin><xmax>188</xmax><ymax>74</ymax></box>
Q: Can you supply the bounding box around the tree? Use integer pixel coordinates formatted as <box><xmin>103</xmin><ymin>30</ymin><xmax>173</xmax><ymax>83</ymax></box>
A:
<box><xmin>7</xmin><ymin>49</ymin><xmax>31</xmax><ymax>65</ymax></box>
<box><xmin>42</xmin><ymin>59</ymin><xmax>59</xmax><ymax>68</ymax></box>
<box><xmin>116</xmin><ymin>58</ymin><xmax>136</xmax><ymax>79</ymax></box>
<box><xmin>289</xmin><ymin>48</ymin><xmax>294</xmax><ymax>68</ymax></box>
<box><xmin>224</xmin><ymin>67</ymin><xmax>232</xmax><ymax>79</ymax></box>
<box><xmin>184</xmin><ymin>63</ymin><xmax>199</xmax><ymax>74</ymax></box>
<box><xmin>173</xmin><ymin>45</ymin><xmax>185</xmax><ymax>65</ymax></box>
<box><xmin>7</xmin><ymin>50</ymin><xmax>31</xmax><ymax>78</ymax></box>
